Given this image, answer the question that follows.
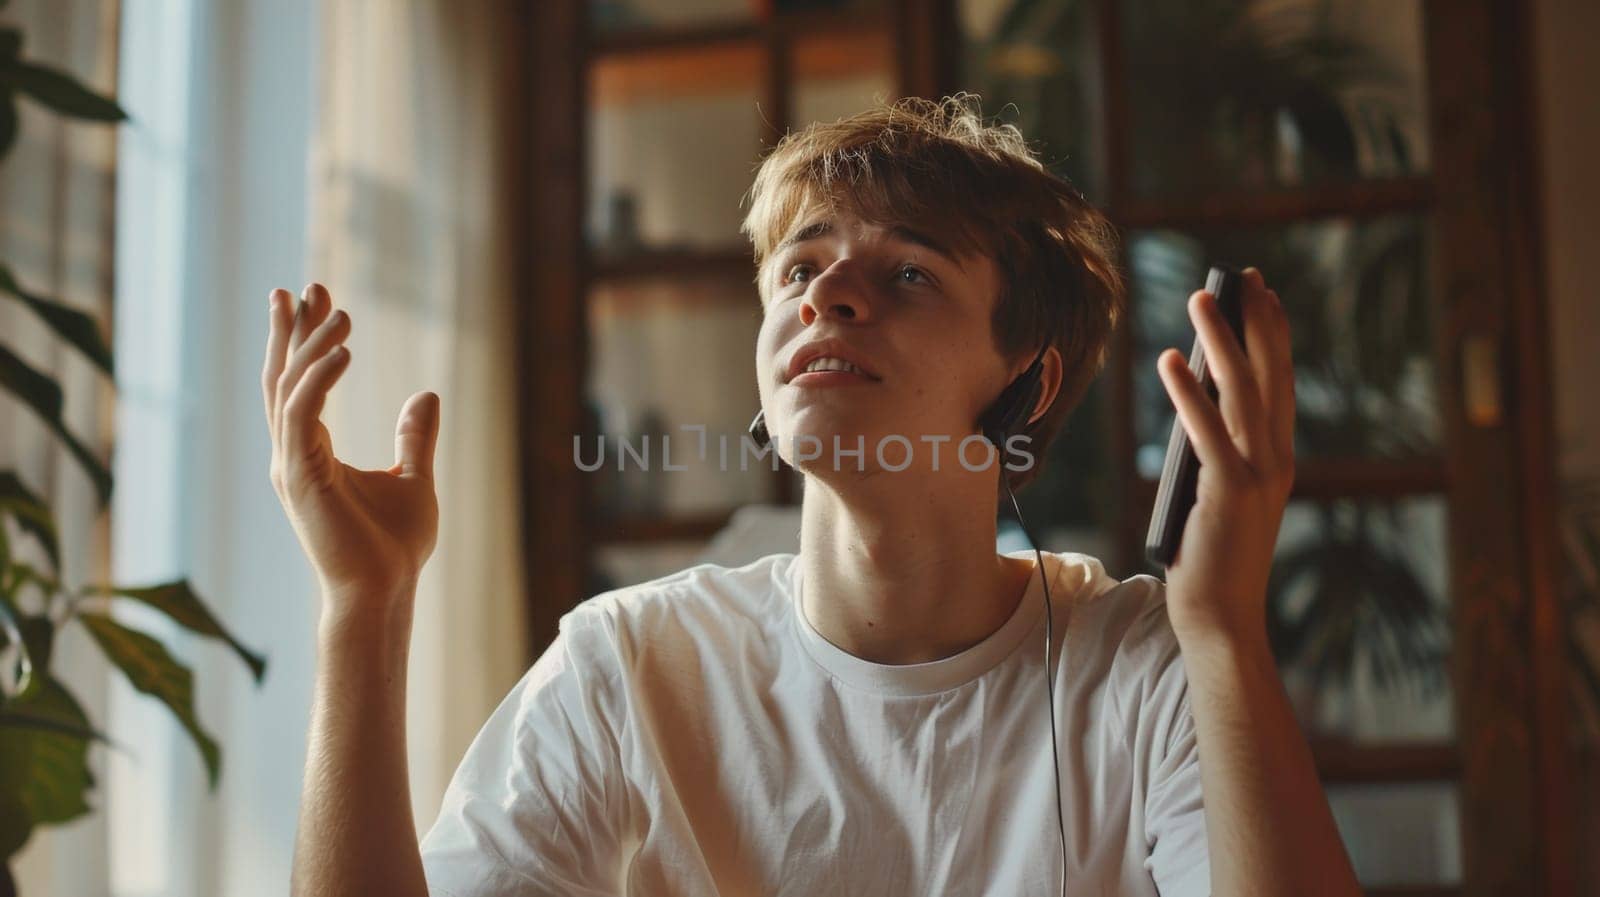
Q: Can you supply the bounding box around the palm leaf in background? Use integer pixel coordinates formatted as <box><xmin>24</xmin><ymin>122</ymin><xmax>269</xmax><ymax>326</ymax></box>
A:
<box><xmin>965</xmin><ymin>0</ymin><xmax>1096</xmax><ymax>192</ymax></box>
<box><xmin>1129</xmin><ymin>216</ymin><xmax>1443</xmax><ymax>706</ymax></box>
<box><xmin>1268</xmin><ymin>502</ymin><xmax>1447</xmax><ymax>697</ymax></box>
<box><xmin>1121</xmin><ymin>0</ymin><xmax>1413</xmax><ymax>195</ymax></box>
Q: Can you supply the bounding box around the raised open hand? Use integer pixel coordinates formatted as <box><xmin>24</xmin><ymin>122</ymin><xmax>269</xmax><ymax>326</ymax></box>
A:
<box><xmin>263</xmin><ymin>283</ymin><xmax>441</xmax><ymax>619</ymax></box>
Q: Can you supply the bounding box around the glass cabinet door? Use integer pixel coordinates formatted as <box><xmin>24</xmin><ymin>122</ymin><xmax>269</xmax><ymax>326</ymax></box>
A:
<box><xmin>1128</xmin><ymin>215</ymin><xmax>1438</xmax><ymax>471</ymax></box>
<box><xmin>1119</xmin><ymin>0</ymin><xmax>1429</xmax><ymax>197</ymax></box>
<box><xmin>792</xmin><ymin>25</ymin><xmax>897</xmax><ymax>129</ymax></box>
<box><xmin>960</xmin><ymin>0</ymin><xmax>1457</xmax><ymax>888</ymax></box>
<box><xmin>581</xmin><ymin>4</ymin><xmax>897</xmax><ymax>591</ymax></box>
<box><xmin>589</xmin><ymin>42</ymin><xmax>768</xmax><ymax>259</ymax></box>
<box><xmin>585</xmin><ymin>273</ymin><xmax>771</xmax><ymax>525</ymax></box>
<box><xmin>960</xmin><ymin>0</ymin><xmax>1103</xmax><ymax>199</ymax></box>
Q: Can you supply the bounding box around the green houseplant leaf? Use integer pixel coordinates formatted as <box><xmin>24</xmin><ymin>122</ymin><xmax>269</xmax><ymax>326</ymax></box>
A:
<box><xmin>0</xmin><ymin>471</ymin><xmax>60</xmax><ymax>573</ymax></box>
<box><xmin>0</xmin><ymin>265</ymin><xmax>115</xmax><ymax>378</ymax></box>
<box><xmin>81</xmin><ymin>579</ymin><xmax>267</xmax><ymax>683</ymax></box>
<box><xmin>0</xmin><ymin>93</ymin><xmax>15</xmax><ymax>160</ymax></box>
<box><xmin>1</xmin><ymin>62</ymin><xmax>126</xmax><ymax>122</ymax></box>
<box><xmin>75</xmin><ymin>612</ymin><xmax>221</xmax><ymax>787</ymax></box>
<box><xmin>0</xmin><ymin>345</ymin><xmax>112</xmax><ymax>507</ymax></box>
<box><xmin>0</xmin><ymin>594</ymin><xmax>36</xmax><ymax>699</ymax></box>
<box><xmin>0</xmin><ymin>598</ymin><xmax>25</xmax><ymax>698</ymax></box>
<box><xmin>0</xmin><ymin>709</ymin><xmax>106</xmax><ymax>742</ymax></box>
<box><xmin>0</xmin><ymin>28</ymin><xmax>21</xmax><ymax>62</ymax></box>
<box><xmin>0</xmin><ymin>613</ymin><xmax>53</xmax><ymax>704</ymax></box>
<box><xmin>0</xmin><ymin>675</ymin><xmax>96</xmax><ymax>861</ymax></box>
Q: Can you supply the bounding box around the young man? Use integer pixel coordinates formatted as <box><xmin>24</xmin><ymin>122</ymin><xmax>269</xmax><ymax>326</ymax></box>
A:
<box><xmin>274</xmin><ymin>95</ymin><xmax>1360</xmax><ymax>896</ymax></box>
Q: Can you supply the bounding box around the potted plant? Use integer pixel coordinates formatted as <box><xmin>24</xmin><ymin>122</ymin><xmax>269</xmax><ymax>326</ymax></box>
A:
<box><xmin>0</xmin><ymin>16</ymin><xmax>264</xmax><ymax>896</ymax></box>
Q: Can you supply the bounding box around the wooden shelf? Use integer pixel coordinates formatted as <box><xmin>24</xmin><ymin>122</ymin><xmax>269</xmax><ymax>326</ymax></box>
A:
<box><xmin>589</xmin><ymin>8</ymin><xmax>892</xmax><ymax>106</ymax></box>
<box><xmin>590</xmin><ymin>7</ymin><xmax>890</xmax><ymax>59</ymax></box>
<box><xmin>1111</xmin><ymin>176</ymin><xmax>1434</xmax><ymax>230</ymax></box>
<box><xmin>590</xmin><ymin>246</ymin><xmax>755</xmax><ymax>284</ymax></box>
<box><xmin>1132</xmin><ymin>457</ymin><xmax>1449</xmax><ymax>510</ymax></box>
<box><xmin>1312</xmin><ymin>739</ymin><xmax>1459</xmax><ymax>785</ymax></box>
<box><xmin>591</xmin><ymin>39</ymin><xmax>766</xmax><ymax>106</ymax></box>
<box><xmin>794</xmin><ymin>24</ymin><xmax>895</xmax><ymax>82</ymax></box>
<box><xmin>592</xmin><ymin>19</ymin><xmax>764</xmax><ymax>57</ymax></box>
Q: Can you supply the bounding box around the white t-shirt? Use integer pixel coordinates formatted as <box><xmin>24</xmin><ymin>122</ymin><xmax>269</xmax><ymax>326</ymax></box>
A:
<box><xmin>419</xmin><ymin>549</ymin><xmax>1211</xmax><ymax>896</ymax></box>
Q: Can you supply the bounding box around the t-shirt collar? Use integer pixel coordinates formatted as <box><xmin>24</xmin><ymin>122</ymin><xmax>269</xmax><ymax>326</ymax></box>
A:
<box><xmin>786</xmin><ymin>550</ymin><xmax>1057</xmax><ymax>697</ymax></box>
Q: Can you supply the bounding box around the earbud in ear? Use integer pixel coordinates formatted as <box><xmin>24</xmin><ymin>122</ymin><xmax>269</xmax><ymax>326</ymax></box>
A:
<box><xmin>748</xmin><ymin>409</ymin><xmax>771</xmax><ymax>448</ymax></box>
<box><xmin>977</xmin><ymin>345</ymin><xmax>1049</xmax><ymax>447</ymax></box>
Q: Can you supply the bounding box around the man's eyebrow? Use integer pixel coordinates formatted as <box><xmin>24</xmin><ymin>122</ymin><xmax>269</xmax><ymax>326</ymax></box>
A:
<box><xmin>775</xmin><ymin>220</ymin><xmax>833</xmax><ymax>253</ymax></box>
<box><xmin>773</xmin><ymin>220</ymin><xmax>965</xmax><ymax>272</ymax></box>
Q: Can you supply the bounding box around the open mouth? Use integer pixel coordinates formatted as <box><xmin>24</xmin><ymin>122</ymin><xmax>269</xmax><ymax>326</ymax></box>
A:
<box><xmin>790</xmin><ymin>368</ymin><xmax>878</xmax><ymax>386</ymax></box>
<box><xmin>788</xmin><ymin>355</ymin><xmax>882</xmax><ymax>385</ymax></box>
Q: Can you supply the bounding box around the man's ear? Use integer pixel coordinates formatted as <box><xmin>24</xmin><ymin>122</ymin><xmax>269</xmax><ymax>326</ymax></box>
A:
<box><xmin>1027</xmin><ymin>345</ymin><xmax>1064</xmax><ymax>427</ymax></box>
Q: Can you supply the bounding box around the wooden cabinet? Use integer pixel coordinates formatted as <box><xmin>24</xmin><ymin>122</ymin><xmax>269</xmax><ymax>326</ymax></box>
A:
<box><xmin>515</xmin><ymin>1</ymin><xmax>1572</xmax><ymax>893</ymax></box>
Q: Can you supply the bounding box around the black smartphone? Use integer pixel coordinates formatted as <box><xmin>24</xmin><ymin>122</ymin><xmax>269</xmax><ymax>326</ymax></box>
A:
<box><xmin>1144</xmin><ymin>266</ymin><xmax>1247</xmax><ymax>568</ymax></box>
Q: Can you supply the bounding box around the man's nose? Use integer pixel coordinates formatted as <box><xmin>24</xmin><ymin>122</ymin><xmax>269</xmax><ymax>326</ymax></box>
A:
<box><xmin>798</xmin><ymin>261</ymin><xmax>874</xmax><ymax>325</ymax></box>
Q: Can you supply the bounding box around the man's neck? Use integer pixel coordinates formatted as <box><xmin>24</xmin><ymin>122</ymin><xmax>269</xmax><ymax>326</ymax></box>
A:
<box><xmin>796</xmin><ymin>469</ymin><xmax>1037</xmax><ymax>665</ymax></box>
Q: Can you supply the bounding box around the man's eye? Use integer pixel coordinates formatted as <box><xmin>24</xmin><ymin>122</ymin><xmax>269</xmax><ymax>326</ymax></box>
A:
<box><xmin>782</xmin><ymin>262</ymin><xmax>932</xmax><ymax>288</ymax></box>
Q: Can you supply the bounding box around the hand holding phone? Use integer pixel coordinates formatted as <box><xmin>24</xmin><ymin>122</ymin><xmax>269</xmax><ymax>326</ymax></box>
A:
<box><xmin>1145</xmin><ymin>266</ymin><xmax>1246</xmax><ymax>568</ymax></box>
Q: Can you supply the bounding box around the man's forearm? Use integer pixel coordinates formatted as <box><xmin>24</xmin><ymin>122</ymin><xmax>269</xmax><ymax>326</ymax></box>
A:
<box><xmin>1178</xmin><ymin>629</ymin><xmax>1361</xmax><ymax>897</ymax></box>
<box><xmin>291</xmin><ymin>590</ymin><xmax>429</xmax><ymax>897</ymax></box>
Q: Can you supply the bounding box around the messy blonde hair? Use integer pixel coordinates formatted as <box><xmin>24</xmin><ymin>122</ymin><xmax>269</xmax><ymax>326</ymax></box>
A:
<box><xmin>739</xmin><ymin>92</ymin><xmax>1125</xmax><ymax>490</ymax></box>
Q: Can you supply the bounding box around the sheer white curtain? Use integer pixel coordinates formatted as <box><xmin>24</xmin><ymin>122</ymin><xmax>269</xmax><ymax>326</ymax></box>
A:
<box><xmin>83</xmin><ymin>2</ymin><xmax>326</xmax><ymax>896</ymax></box>
<box><xmin>307</xmin><ymin>0</ymin><xmax>530</xmax><ymax>835</ymax></box>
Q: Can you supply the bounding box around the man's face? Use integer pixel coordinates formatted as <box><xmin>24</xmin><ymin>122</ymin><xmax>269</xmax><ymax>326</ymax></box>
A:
<box><xmin>755</xmin><ymin>206</ymin><xmax>1015</xmax><ymax>474</ymax></box>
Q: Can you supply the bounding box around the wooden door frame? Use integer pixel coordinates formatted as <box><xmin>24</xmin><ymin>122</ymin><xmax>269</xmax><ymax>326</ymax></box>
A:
<box><xmin>515</xmin><ymin>0</ymin><xmax>589</xmax><ymax>660</ymax></box>
<box><xmin>1426</xmin><ymin>0</ymin><xmax>1573</xmax><ymax>893</ymax></box>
